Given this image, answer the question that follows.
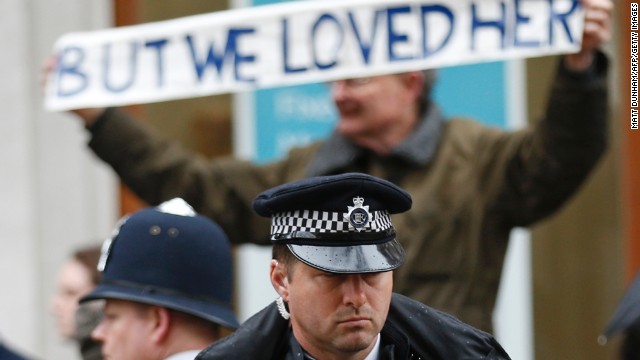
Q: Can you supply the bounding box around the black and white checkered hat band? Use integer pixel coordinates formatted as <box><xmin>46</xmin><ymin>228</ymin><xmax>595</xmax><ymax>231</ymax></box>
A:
<box><xmin>271</xmin><ymin>210</ymin><xmax>392</xmax><ymax>234</ymax></box>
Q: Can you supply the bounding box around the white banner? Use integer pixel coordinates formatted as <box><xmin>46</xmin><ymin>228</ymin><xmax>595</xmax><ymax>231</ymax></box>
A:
<box><xmin>44</xmin><ymin>0</ymin><xmax>584</xmax><ymax>111</ymax></box>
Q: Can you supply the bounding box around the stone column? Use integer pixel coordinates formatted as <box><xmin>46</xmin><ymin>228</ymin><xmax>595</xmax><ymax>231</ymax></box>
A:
<box><xmin>0</xmin><ymin>0</ymin><xmax>116</xmax><ymax>358</ymax></box>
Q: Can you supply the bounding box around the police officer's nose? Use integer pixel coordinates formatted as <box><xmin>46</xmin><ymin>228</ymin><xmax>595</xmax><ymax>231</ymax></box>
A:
<box><xmin>91</xmin><ymin>320</ymin><xmax>106</xmax><ymax>342</ymax></box>
<box><xmin>343</xmin><ymin>275</ymin><xmax>367</xmax><ymax>308</ymax></box>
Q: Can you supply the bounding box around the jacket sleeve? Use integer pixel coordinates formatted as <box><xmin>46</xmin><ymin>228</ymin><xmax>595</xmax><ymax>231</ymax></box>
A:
<box><xmin>86</xmin><ymin>108</ymin><xmax>304</xmax><ymax>245</ymax></box>
<box><xmin>478</xmin><ymin>51</ymin><xmax>609</xmax><ymax>227</ymax></box>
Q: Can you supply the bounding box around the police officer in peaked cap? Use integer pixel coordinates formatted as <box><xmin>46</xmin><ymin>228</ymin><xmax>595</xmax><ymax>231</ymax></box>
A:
<box><xmin>196</xmin><ymin>173</ymin><xmax>510</xmax><ymax>360</ymax></box>
<box><xmin>81</xmin><ymin>198</ymin><xmax>238</xmax><ymax>360</ymax></box>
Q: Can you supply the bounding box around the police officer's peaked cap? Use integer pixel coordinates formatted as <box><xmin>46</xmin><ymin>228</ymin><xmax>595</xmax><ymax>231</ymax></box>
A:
<box><xmin>254</xmin><ymin>173</ymin><xmax>412</xmax><ymax>273</ymax></box>
<box><xmin>81</xmin><ymin>198</ymin><xmax>239</xmax><ymax>329</ymax></box>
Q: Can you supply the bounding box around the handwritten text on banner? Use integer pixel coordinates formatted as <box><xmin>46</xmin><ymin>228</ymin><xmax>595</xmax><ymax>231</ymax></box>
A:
<box><xmin>45</xmin><ymin>0</ymin><xmax>584</xmax><ymax>111</ymax></box>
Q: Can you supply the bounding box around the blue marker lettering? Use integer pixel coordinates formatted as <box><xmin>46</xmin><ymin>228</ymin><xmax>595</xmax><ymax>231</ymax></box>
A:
<box><xmin>228</xmin><ymin>28</ymin><xmax>256</xmax><ymax>83</ymax></box>
<box><xmin>548</xmin><ymin>0</ymin><xmax>579</xmax><ymax>45</ymax></box>
<box><xmin>186</xmin><ymin>29</ymin><xmax>256</xmax><ymax>83</ymax></box>
<box><xmin>103</xmin><ymin>42</ymin><xmax>138</xmax><ymax>93</ymax></box>
<box><xmin>513</xmin><ymin>0</ymin><xmax>540</xmax><ymax>47</ymax></box>
<box><xmin>185</xmin><ymin>34</ymin><xmax>227</xmax><ymax>80</ymax></box>
<box><xmin>348</xmin><ymin>9</ymin><xmax>384</xmax><ymax>64</ymax></box>
<box><xmin>56</xmin><ymin>46</ymin><xmax>88</xmax><ymax>97</ymax></box>
<box><xmin>312</xmin><ymin>14</ymin><xmax>343</xmax><ymax>70</ymax></box>
<box><xmin>282</xmin><ymin>18</ymin><xmax>307</xmax><ymax>74</ymax></box>
<box><xmin>471</xmin><ymin>2</ymin><xmax>507</xmax><ymax>50</ymax></box>
<box><xmin>387</xmin><ymin>6</ymin><xmax>413</xmax><ymax>61</ymax></box>
<box><xmin>421</xmin><ymin>5</ymin><xmax>454</xmax><ymax>57</ymax></box>
<box><xmin>145</xmin><ymin>39</ymin><xmax>169</xmax><ymax>87</ymax></box>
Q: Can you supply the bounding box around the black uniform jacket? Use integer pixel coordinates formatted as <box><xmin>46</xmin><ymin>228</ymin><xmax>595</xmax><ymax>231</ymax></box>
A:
<box><xmin>196</xmin><ymin>293</ymin><xmax>511</xmax><ymax>360</ymax></box>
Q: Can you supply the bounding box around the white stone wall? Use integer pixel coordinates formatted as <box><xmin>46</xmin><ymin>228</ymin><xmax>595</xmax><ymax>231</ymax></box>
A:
<box><xmin>0</xmin><ymin>1</ymin><xmax>115</xmax><ymax>359</ymax></box>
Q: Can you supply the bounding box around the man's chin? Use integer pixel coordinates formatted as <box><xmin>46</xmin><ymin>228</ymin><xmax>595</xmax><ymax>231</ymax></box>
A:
<box><xmin>335</xmin><ymin>337</ymin><xmax>375</xmax><ymax>354</ymax></box>
<box><xmin>334</xmin><ymin>329</ymin><xmax>377</xmax><ymax>353</ymax></box>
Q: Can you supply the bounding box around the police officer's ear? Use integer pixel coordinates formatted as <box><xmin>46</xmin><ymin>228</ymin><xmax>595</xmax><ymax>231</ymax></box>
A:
<box><xmin>270</xmin><ymin>260</ymin><xmax>290</xmax><ymax>301</ymax></box>
<box><xmin>148</xmin><ymin>306</ymin><xmax>172</xmax><ymax>345</ymax></box>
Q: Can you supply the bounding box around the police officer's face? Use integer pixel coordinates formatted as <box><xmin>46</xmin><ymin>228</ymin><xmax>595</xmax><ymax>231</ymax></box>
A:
<box><xmin>92</xmin><ymin>299</ymin><xmax>161</xmax><ymax>360</ymax></box>
<box><xmin>332</xmin><ymin>73</ymin><xmax>422</xmax><ymax>149</ymax></box>
<box><xmin>277</xmin><ymin>261</ymin><xmax>393</xmax><ymax>359</ymax></box>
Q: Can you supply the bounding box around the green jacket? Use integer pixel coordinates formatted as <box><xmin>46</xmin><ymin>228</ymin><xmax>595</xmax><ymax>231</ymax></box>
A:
<box><xmin>87</xmin><ymin>55</ymin><xmax>608</xmax><ymax>332</ymax></box>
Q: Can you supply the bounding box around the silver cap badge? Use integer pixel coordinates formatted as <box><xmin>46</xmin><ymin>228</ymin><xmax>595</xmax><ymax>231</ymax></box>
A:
<box><xmin>344</xmin><ymin>196</ymin><xmax>372</xmax><ymax>231</ymax></box>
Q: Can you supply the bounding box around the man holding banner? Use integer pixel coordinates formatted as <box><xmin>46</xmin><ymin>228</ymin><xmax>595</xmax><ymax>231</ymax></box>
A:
<box><xmin>54</xmin><ymin>0</ymin><xmax>612</xmax><ymax>333</ymax></box>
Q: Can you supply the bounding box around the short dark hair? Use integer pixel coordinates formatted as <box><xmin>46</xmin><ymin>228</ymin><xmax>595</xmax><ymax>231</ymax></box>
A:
<box><xmin>73</xmin><ymin>244</ymin><xmax>103</xmax><ymax>285</ymax></box>
<box><xmin>272</xmin><ymin>244</ymin><xmax>298</xmax><ymax>279</ymax></box>
<box><xmin>169</xmin><ymin>308</ymin><xmax>222</xmax><ymax>338</ymax></box>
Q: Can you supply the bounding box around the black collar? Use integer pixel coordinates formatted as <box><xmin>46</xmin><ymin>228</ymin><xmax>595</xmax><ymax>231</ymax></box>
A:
<box><xmin>285</xmin><ymin>325</ymin><xmax>413</xmax><ymax>360</ymax></box>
